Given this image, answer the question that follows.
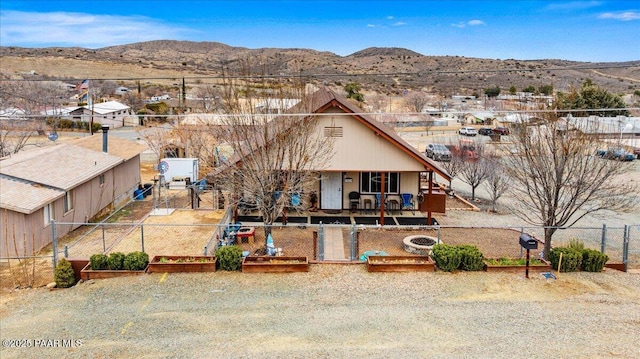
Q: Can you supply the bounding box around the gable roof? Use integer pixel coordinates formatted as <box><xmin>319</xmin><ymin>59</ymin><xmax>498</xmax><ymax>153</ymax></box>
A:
<box><xmin>217</xmin><ymin>87</ymin><xmax>450</xmax><ymax>180</ymax></box>
<box><xmin>0</xmin><ymin>143</ymin><xmax>122</xmax><ymax>191</ymax></box>
<box><xmin>303</xmin><ymin>88</ymin><xmax>450</xmax><ymax>180</ymax></box>
<box><xmin>90</xmin><ymin>101</ymin><xmax>130</xmax><ymax>114</ymax></box>
<box><xmin>0</xmin><ymin>176</ymin><xmax>64</xmax><ymax>214</ymax></box>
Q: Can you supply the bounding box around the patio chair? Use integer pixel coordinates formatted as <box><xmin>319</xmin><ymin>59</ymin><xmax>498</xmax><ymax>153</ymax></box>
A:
<box><xmin>400</xmin><ymin>193</ymin><xmax>415</xmax><ymax>215</ymax></box>
<box><xmin>375</xmin><ymin>193</ymin><xmax>389</xmax><ymax>214</ymax></box>
<box><xmin>348</xmin><ymin>191</ymin><xmax>360</xmax><ymax>213</ymax></box>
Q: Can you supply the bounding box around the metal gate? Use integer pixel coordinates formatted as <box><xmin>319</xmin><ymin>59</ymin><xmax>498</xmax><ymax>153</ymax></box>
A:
<box><xmin>627</xmin><ymin>224</ymin><xmax>640</xmax><ymax>270</ymax></box>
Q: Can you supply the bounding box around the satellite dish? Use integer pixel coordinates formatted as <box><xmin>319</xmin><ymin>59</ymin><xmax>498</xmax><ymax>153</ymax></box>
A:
<box><xmin>48</xmin><ymin>133</ymin><xmax>58</xmax><ymax>141</ymax></box>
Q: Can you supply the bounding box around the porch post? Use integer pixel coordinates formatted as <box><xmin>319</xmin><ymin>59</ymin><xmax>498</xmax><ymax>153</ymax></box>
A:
<box><xmin>427</xmin><ymin>171</ymin><xmax>433</xmax><ymax>225</ymax></box>
<box><xmin>379</xmin><ymin>172</ymin><xmax>386</xmax><ymax>226</ymax></box>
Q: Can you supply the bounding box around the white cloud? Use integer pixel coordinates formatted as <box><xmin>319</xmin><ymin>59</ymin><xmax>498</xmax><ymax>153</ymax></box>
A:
<box><xmin>367</xmin><ymin>24</ymin><xmax>376</xmax><ymax>28</ymax></box>
<box><xmin>467</xmin><ymin>20</ymin><xmax>486</xmax><ymax>26</ymax></box>
<box><xmin>0</xmin><ymin>10</ymin><xmax>191</xmax><ymax>48</ymax></box>
<box><xmin>452</xmin><ymin>20</ymin><xmax>486</xmax><ymax>28</ymax></box>
<box><xmin>393</xmin><ymin>22</ymin><xmax>407</xmax><ymax>26</ymax></box>
<box><xmin>598</xmin><ymin>11</ymin><xmax>640</xmax><ymax>21</ymax></box>
<box><xmin>387</xmin><ymin>16</ymin><xmax>394</xmax><ymax>20</ymax></box>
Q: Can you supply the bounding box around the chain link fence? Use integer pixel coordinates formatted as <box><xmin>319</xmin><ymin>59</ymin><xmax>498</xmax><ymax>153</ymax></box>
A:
<box><xmin>2</xmin><ymin>220</ymin><xmax>637</xmax><ymax>290</ymax></box>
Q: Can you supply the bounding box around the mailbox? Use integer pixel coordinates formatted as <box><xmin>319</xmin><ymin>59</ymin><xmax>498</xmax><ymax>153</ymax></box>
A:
<box><xmin>519</xmin><ymin>233</ymin><xmax>538</xmax><ymax>250</ymax></box>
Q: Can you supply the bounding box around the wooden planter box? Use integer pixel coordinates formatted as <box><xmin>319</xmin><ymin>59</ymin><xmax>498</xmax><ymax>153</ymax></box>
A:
<box><xmin>242</xmin><ymin>256</ymin><xmax>309</xmax><ymax>273</ymax></box>
<box><xmin>367</xmin><ymin>256</ymin><xmax>435</xmax><ymax>272</ymax></box>
<box><xmin>80</xmin><ymin>263</ymin><xmax>148</xmax><ymax>280</ymax></box>
<box><xmin>148</xmin><ymin>255</ymin><xmax>217</xmax><ymax>273</ymax></box>
<box><xmin>483</xmin><ymin>258</ymin><xmax>551</xmax><ymax>273</ymax></box>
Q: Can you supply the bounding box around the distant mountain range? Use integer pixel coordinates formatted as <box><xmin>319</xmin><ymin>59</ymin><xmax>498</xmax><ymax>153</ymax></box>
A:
<box><xmin>1</xmin><ymin>40</ymin><xmax>638</xmax><ymax>95</ymax></box>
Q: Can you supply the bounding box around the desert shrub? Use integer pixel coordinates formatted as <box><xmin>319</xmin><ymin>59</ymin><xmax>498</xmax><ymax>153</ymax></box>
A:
<box><xmin>91</xmin><ymin>122</ymin><xmax>103</xmax><ymax>133</ymax></box>
<box><xmin>548</xmin><ymin>247</ymin><xmax>582</xmax><ymax>272</ymax></box>
<box><xmin>123</xmin><ymin>251</ymin><xmax>149</xmax><ymax>271</ymax></box>
<box><xmin>89</xmin><ymin>254</ymin><xmax>109</xmax><ymax>270</ymax></box>
<box><xmin>215</xmin><ymin>245</ymin><xmax>243</xmax><ymax>271</ymax></box>
<box><xmin>107</xmin><ymin>252</ymin><xmax>126</xmax><ymax>270</ymax></box>
<box><xmin>431</xmin><ymin>244</ymin><xmax>462</xmax><ymax>272</ymax></box>
<box><xmin>54</xmin><ymin>258</ymin><xmax>76</xmax><ymax>288</ymax></box>
<box><xmin>581</xmin><ymin>249</ymin><xmax>609</xmax><ymax>272</ymax></box>
<box><xmin>457</xmin><ymin>245</ymin><xmax>485</xmax><ymax>271</ymax></box>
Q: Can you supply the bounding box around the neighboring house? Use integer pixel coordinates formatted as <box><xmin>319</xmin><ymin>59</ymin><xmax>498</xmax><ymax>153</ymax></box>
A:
<box><xmin>0</xmin><ymin>132</ymin><xmax>146</xmax><ymax>256</ymax></box>
<box><xmin>462</xmin><ymin>111</ymin><xmax>495</xmax><ymax>125</ymax></box>
<box><xmin>47</xmin><ymin>101</ymin><xmax>138</xmax><ymax>128</ymax></box>
<box><xmin>221</xmin><ymin>88</ymin><xmax>451</xmax><ymax>224</ymax></box>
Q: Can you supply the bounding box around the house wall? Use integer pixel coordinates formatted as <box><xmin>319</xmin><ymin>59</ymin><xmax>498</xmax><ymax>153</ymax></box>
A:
<box><xmin>318</xmin><ymin>109</ymin><xmax>425</xmax><ymax>172</ymax></box>
<box><xmin>1</xmin><ymin>158</ymin><xmax>142</xmax><ymax>257</ymax></box>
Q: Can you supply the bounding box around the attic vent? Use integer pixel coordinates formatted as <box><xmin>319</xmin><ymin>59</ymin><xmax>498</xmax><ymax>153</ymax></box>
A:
<box><xmin>324</xmin><ymin>126</ymin><xmax>343</xmax><ymax>137</ymax></box>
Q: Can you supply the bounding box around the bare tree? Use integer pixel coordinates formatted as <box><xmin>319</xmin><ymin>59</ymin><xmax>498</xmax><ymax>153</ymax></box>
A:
<box><xmin>458</xmin><ymin>143</ymin><xmax>490</xmax><ymax>201</ymax></box>
<box><xmin>193</xmin><ymin>84</ymin><xmax>223</xmax><ymax>112</ymax></box>
<box><xmin>404</xmin><ymin>91</ymin><xmax>428</xmax><ymax>113</ymax></box>
<box><xmin>214</xmin><ymin>59</ymin><xmax>335</xmax><ymax>240</ymax></box>
<box><xmin>482</xmin><ymin>157</ymin><xmax>510</xmax><ymax>212</ymax></box>
<box><xmin>439</xmin><ymin>151</ymin><xmax>464</xmax><ymax>189</ymax></box>
<box><xmin>503</xmin><ymin>114</ymin><xmax>637</xmax><ymax>259</ymax></box>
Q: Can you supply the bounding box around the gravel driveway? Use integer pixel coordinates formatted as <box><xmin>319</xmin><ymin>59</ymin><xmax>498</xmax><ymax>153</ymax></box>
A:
<box><xmin>1</xmin><ymin>266</ymin><xmax>639</xmax><ymax>358</ymax></box>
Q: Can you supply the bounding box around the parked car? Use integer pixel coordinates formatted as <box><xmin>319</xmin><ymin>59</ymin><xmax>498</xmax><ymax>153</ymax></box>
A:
<box><xmin>447</xmin><ymin>139</ymin><xmax>478</xmax><ymax>161</ymax></box>
<box><xmin>458</xmin><ymin>127</ymin><xmax>478</xmax><ymax>136</ymax></box>
<box><xmin>596</xmin><ymin>147</ymin><xmax>635</xmax><ymax>161</ymax></box>
<box><xmin>478</xmin><ymin>127</ymin><xmax>493</xmax><ymax>136</ymax></box>
<box><xmin>425</xmin><ymin>143</ymin><xmax>452</xmax><ymax>162</ymax></box>
<box><xmin>492</xmin><ymin>126</ymin><xmax>510</xmax><ymax>135</ymax></box>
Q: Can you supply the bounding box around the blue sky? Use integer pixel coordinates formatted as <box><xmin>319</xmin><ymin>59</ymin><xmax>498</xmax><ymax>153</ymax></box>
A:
<box><xmin>1</xmin><ymin>1</ymin><xmax>639</xmax><ymax>62</ymax></box>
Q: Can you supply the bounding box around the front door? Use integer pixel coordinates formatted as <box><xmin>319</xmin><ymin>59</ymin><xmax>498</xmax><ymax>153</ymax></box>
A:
<box><xmin>321</xmin><ymin>172</ymin><xmax>342</xmax><ymax>209</ymax></box>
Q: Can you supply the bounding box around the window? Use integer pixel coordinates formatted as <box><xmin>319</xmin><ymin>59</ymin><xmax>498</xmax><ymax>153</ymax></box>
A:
<box><xmin>360</xmin><ymin>172</ymin><xmax>399</xmax><ymax>194</ymax></box>
<box><xmin>44</xmin><ymin>203</ymin><xmax>54</xmax><ymax>226</ymax></box>
<box><xmin>64</xmin><ymin>191</ymin><xmax>73</xmax><ymax>212</ymax></box>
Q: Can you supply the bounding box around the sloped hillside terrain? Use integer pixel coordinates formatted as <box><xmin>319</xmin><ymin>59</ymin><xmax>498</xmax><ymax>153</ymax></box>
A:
<box><xmin>1</xmin><ymin>40</ymin><xmax>638</xmax><ymax>95</ymax></box>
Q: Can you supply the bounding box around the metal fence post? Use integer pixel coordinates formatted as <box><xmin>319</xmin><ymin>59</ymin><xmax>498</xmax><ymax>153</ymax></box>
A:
<box><xmin>102</xmin><ymin>224</ymin><xmax>106</xmax><ymax>253</ymax></box>
<box><xmin>318</xmin><ymin>222</ymin><xmax>325</xmax><ymax>261</ymax></box>
<box><xmin>141</xmin><ymin>224</ymin><xmax>145</xmax><ymax>253</ymax></box>
<box><xmin>622</xmin><ymin>225</ymin><xmax>630</xmax><ymax>272</ymax></box>
<box><xmin>601</xmin><ymin>223</ymin><xmax>607</xmax><ymax>253</ymax></box>
<box><xmin>350</xmin><ymin>223</ymin><xmax>357</xmax><ymax>261</ymax></box>
<box><xmin>51</xmin><ymin>220</ymin><xmax>58</xmax><ymax>270</ymax></box>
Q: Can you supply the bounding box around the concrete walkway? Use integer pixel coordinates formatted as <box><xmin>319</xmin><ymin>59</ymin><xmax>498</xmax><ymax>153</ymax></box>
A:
<box><xmin>323</xmin><ymin>227</ymin><xmax>346</xmax><ymax>260</ymax></box>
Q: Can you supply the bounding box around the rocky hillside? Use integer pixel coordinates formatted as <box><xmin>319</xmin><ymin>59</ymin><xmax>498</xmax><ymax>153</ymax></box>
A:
<box><xmin>1</xmin><ymin>40</ymin><xmax>638</xmax><ymax>95</ymax></box>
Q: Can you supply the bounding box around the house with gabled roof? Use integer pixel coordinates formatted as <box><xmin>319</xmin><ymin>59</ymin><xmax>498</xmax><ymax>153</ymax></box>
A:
<box><xmin>221</xmin><ymin>87</ymin><xmax>450</xmax><ymax>225</ymax></box>
<box><xmin>0</xmin><ymin>130</ymin><xmax>146</xmax><ymax>256</ymax></box>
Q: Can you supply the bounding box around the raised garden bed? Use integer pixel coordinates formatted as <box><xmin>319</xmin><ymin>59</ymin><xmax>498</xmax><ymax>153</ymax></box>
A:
<box><xmin>367</xmin><ymin>255</ymin><xmax>435</xmax><ymax>272</ymax></box>
<box><xmin>80</xmin><ymin>263</ymin><xmax>148</xmax><ymax>280</ymax></box>
<box><xmin>242</xmin><ymin>256</ymin><xmax>309</xmax><ymax>273</ymax></box>
<box><xmin>483</xmin><ymin>257</ymin><xmax>551</xmax><ymax>273</ymax></box>
<box><xmin>147</xmin><ymin>255</ymin><xmax>217</xmax><ymax>273</ymax></box>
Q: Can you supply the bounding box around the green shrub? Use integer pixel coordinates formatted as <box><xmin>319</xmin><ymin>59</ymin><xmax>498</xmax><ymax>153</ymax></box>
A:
<box><xmin>107</xmin><ymin>252</ymin><xmax>126</xmax><ymax>270</ymax></box>
<box><xmin>123</xmin><ymin>251</ymin><xmax>149</xmax><ymax>271</ymax></box>
<box><xmin>582</xmin><ymin>249</ymin><xmax>609</xmax><ymax>272</ymax></box>
<box><xmin>215</xmin><ymin>245</ymin><xmax>243</xmax><ymax>271</ymax></box>
<box><xmin>54</xmin><ymin>258</ymin><xmax>76</xmax><ymax>288</ymax></box>
<box><xmin>458</xmin><ymin>245</ymin><xmax>485</xmax><ymax>271</ymax></box>
<box><xmin>89</xmin><ymin>254</ymin><xmax>109</xmax><ymax>270</ymax></box>
<box><xmin>431</xmin><ymin>244</ymin><xmax>462</xmax><ymax>272</ymax></box>
<box><xmin>548</xmin><ymin>247</ymin><xmax>582</xmax><ymax>272</ymax></box>
<box><xmin>91</xmin><ymin>122</ymin><xmax>103</xmax><ymax>133</ymax></box>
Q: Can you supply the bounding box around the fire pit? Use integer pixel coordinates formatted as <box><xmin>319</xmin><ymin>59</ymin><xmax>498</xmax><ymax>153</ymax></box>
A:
<box><xmin>403</xmin><ymin>235</ymin><xmax>440</xmax><ymax>255</ymax></box>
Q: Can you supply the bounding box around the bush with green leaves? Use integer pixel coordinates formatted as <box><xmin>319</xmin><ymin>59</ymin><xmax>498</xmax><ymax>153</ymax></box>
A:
<box><xmin>89</xmin><ymin>254</ymin><xmax>109</xmax><ymax>270</ymax></box>
<box><xmin>548</xmin><ymin>247</ymin><xmax>582</xmax><ymax>272</ymax></box>
<box><xmin>457</xmin><ymin>245</ymin><xmax>485</xmax><ymax>271</ymax></box>
<box><xmin>54</xmin><ymin>258</ymin><xmax>76</xmax><ymax>288</ymax></box>
<box><xmin>123</xmin><ymin>251</ymin><xmax>149</xmax><ymax>271</ymax></box>
<box><xmin>215</xmin><ymin>245</ymin><xmax>243</xmax><ymax>271</ymax></box>
<box><xmin>107</xmin><ymin>252</ymin><xmax>126</xmax><ymax>270</ymax></box>
<box><xmin>581</xmin><ymin>249</ymin><xmax>609</xmax><ymax>272</ymax></box>
<box><xmin>431</xmin><ymin>244</ymin><xmax>462</xmax><ymax>272</ymax></box>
